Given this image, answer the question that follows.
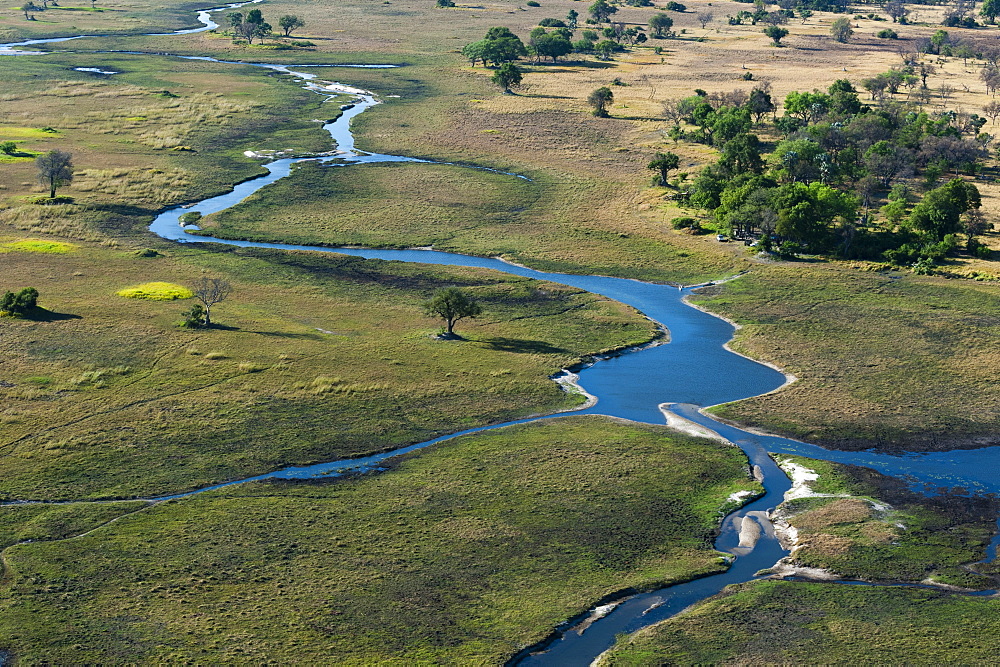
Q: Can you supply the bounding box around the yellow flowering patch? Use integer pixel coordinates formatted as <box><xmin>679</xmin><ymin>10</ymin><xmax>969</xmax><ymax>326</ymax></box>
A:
<box><xmin>116</xmin><ymin>282</ymin><xmax>193</xmax><ymax>300</ymax></box>
<box><xmin>2</xmin><ymin>239</ymin><xmax>76</xmax><ymax>254</ymax></box>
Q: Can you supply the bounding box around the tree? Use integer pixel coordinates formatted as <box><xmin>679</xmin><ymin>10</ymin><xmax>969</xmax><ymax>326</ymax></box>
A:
<box><xmin>423</xmin><ymin>287</ymin><xmax>482</xmax><ymax>336</ymax></box>
<box><xmin>885</xmin><ymin>0</ymin><xmax>908</xmax><ymax>22</ymax></box>
<box><xmin>228</xmin><ymin>11</ymin><xmax>243</xmax><ymax>28</ymax></box>
<box><xmin>532</xmin><ymin>32</ymin><xmax>572</xmax><ymax>62</ymax></box>
<box><xmin>567</xmin><ymin>8</ymin><xmax>579</xmax><ymax>27</ymax></box>
<box><xmin>764</xmin><ymin>25</ymin><xmax>788</xmax><ymax>46</ymax></box>
<box><xmin>648</xmin><ymin>152</ymin><xmax>680</xmax><ymax>186</ymax></box>
<box><xmin>491</xmin><ymin>63</ymin><xmax>523</xmax><ymax>93</ymax></box>
<box><xmin>594</xmin><ymin>39</ymin><xmax>617</xmax><ymax>60</ymax></box>
<box><xmin>278</xmin><ymin>14</ymin><xmax>304</xmax><ymax>37</ymax></box>
<box><xmin>589</xmin><ymin>0</ymin><xmax>618</xmax><ymax>23</ymax></box>
<box><xmin>719</xmin><ymin>133</ymin><xmax>765</xmax><ymax>175</ymax></box>
<box><xmin>748</xmin><ymin>87</ymin><xmax>775</xmax><ymax>123</ymax></box>
<box><xmin>588</xmin><ymin>86</ymin><xmax>614</xmax><ymax>117</ymax></box>
<box><xmin>20</xmin><ymin>2</ymin><xmax>39</xmax><ymax>19</ymax></box>
<box><xmin>984</xmin><ymin>100</ymin><xmax>1000</xmax><ymax>123</ymax></box>
<box><xmin>0</xmin><ymin>141</ymin><xmax>17</xmax><ymax>155</ymax></box>
<box><xmin>36</xmin><ymin>150</ymin><xmax>73</xmax><ymax>198</ymax></box>
<box><xmin>648</xmin><ymin>13</ymin><xmax>673</xmax><ymax>38</ymax></box>
<box><xmin>830</xmin><ymin>17</ymin><xmax>853</xmax><ymax>43</ymax></box>
<box><xmin>983</xmin><ymin>0</ymin><xmax>1000</xmax><ymax>23</ymax></box>
<box><xmin>909</xmin><ymin>179</ymin><xmax>981</xmax><ymax>240</ymax></box>
<box><xmin>696</xmin><ymin>11</ymin><xmax>713</xmax><ymax>28</ymax></box>
<box><xmin>0</xmin><ymin>287</ymin><xmax>38</xmax><ymax>316</ymax></box>
<box><xmin>191</xmin><ymin>277</ymin><xmax>232</xmax><ymax>327</ymax></box>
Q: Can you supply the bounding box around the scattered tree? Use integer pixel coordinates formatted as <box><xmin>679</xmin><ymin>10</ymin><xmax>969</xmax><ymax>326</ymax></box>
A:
<box><xmin>587</xmin><ymin>86</ymin><xmax>614</xmax><ymax>117</ymax></box>
<box><xmin>0</xmin><ymin>141</ymin><xmax>17</xmax><ymax>155</ymax></box>
<box><xmin>983</xmin><ymin>0</ymin><xmax>1000</xmax><ymax>23</ymax></box>
<box><xmin>648</xmin><ymin>152</ymin><xmax>680</xmax><ymax>185</ymax></box>
<box><xmin>491</xmin><ymin>63</ymin><xmax>523</xmax><ymax>93</ymax></box>
<box><xmin>180</xmin><ymin>303</ymin><xmax>206</xmax><ymax>328</ymax></box>
<box><xmin>764</xmin><ymin>25</ymin><xmax>788</xmax><ymax>46</ymax></box>
<box><xmin>696</xmin><ymin>11</ymin><xmax>713</xmax><ymax>28</ymax></box>
<box><xmin>278</xmin><ymin>14</ymin><xmax>305</xmax><ymax>37</ymax></box>
<box><xmin>20</xmin><ymin>2</ymin><xmax>39</xmax><ymax>19</ymax></box>
<box><xmin>0</xmin><ymin>287</ymin><xmax>38</xmax><ymax>317</ymax></box>
<box><xmin>191</xmin><ymin>277</ymin><xmax>232</xmax><ymax>327</ymax></box>
<box><xmin>830</xmin><ymin>17</ymin><xmax>853</xmax><ymax>43</ymax></box>
<box><xmin>36</xmin><ymin>150</ymin><xmax>73</xmax><ymax>198</ymax></box>
<box><xmin>984</xmin><ymin>100</ymin><xmax>1000</xmax><ymax>123</ymax></box>
<box><xmin>228</xmin><ymin>11</ymin><xmax>243</xmax><ymax>28</ymax></box>
<box><xmin>589</xmin><ymin>0</ymin><xmax>618</xmax><ymax>23</ymax></box>
<box><xmin>423</xmin><ymin>287</ymin><xmax>482</xmax><ymax>336</ymax></box>
<box><xmin>648</xmin><ymin>13</ymin><xmax>674</xmax><ymax>38</ymax></box>
<box><xmin>885</xmin><ymin>0</ymin><xmax>909</xmax><ymax>23</ymax></box>
<box><xmin>567</xmin><ymin>8</ymin><xmax>579</xmax><ymax>27</ymax></box>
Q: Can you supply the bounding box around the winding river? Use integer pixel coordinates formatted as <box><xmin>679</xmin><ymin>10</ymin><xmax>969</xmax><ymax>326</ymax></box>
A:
<box><xmin>6</xmin><ymin>5</ymin><xmax>1000</xmax><ymax>664</ymax></box>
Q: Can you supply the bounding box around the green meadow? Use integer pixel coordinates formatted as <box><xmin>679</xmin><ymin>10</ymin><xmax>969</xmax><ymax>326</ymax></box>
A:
<box><xmin>0</xmin><ymin>417</ymin><xmax>759</xmax><ymax>663</ymax></box>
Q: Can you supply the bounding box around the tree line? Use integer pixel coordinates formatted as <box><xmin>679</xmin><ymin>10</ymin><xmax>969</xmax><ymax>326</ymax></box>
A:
<box><xmin>664</xmin><ymin>77</ymin><xmax>991</xmax><ymax>269</ymax></box>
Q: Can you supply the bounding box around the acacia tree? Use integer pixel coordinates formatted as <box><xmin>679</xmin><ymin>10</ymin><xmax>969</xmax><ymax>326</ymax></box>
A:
<box><xmin>830</xmin><ymin>17</ymin><xmax>853</xmax><ymax>43</ymax></box>
<box><xmin>588</xmin><ymin>86</ymin><xmax>614</xmax><ymax>116</ymax></box>
<box><xmin>648</xmin><ymin>152</ymin><xmax>680</xmax><ymax>185</ymax></box>
<box><xmin>278</xmin><ymin>14</ymin><xmax>304</xmax><ymax>37</ymax></box>
<box><xmin>764</xmin><ymin>25</ymin><xmax>788</xmax><ymax>45</ymax></box>
<box><xmin>191</xmin><ymin>277</ymin><xmax>232</xmax><ymax>327</ymax></box>
<box><xmin>648</xmin><ymin>13</ymin><xmax>673</xmax><ymax>38</ymax></box>
<box><xmin>36</xmin><ymin>150</ymin><xmax>73</xmax><ymax>198</ymax></box>
<box><xmin>589</xmin><ymin>0</ymin><xmax>617</xmax><ymax>23</ymax></box>
<box><xmin>423</xmin><ymin>287</ymin><xmax>482</xmax><ymax>336</ymax></box>
<box><xmin>491</xmin><ymin>63</ymin><xmax>523</xmax><ymax>93</ymax></box>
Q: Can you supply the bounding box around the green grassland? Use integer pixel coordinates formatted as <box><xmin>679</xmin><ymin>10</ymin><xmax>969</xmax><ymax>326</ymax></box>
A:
<box><xmin>0</xmin><ymin>240</ymin><xmax>657</xmax><ymax>500</ymax></box>
<box><xmin>0</xmin><ymin>416</ymin><xmax>760</xmax><ymax>663</ymax></box>
<box><xmin>774</xmin><ymin>456</ymin><xmax>1000</xmax><ymax>588</ymax></box>
<box><xmin>0</xmin><ymin>0</ymin><xmax>222</xmax><ymax>41</ymax></box>
<box><xmin>601</xmin><ymin>580</ymin><xmax>1000</xmax><ymax>665</ymax></box>
<box><xmin>695</xmin><ymin>262</ymin><xmax>1000</xmax><ymax>451</ymax></box>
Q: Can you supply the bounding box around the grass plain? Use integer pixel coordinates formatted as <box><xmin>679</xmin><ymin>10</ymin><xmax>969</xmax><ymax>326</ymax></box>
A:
<box><xmin>0</xmin><ymin>417</ymin><xmax>759</xmax><ymax>663</ymax></box>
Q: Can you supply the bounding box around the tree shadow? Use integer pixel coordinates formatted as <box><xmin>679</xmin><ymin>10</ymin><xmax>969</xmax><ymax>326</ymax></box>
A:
<box><xmin>250</xmin><ymin>330</ymin><xmax>328</xmax><ymax>340</ymax></box>
<box><xmin>18</xmin><ymin>308</ymin><xmax>81</xmax><ymax>322</ymax></box>
<box><xmin>477</xmin><ymin>336</ymin><xmax>568</xmax><ymax>354</ymax></box>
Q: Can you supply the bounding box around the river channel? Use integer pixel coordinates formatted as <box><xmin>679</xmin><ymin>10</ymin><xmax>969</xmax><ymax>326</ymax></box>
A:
<box><xmin>6</xmin><ymin>5</ymin><xmax>1000</xmax><ymax>664</ymax></box>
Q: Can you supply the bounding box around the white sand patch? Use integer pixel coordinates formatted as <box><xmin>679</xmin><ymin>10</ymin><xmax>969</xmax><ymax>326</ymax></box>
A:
<box><xmin>324</xmin><ymin>83</ymin><xmax>368</xmax><ymax>96</ymax></box>
<box><xmin>553</xmin><ymin>370</ymin><xmax>597</xmax><ymax>410</ymax></box>
<box><xmin>658</xmin><ymin>403</ymin><xmax>727</xmax><ymax>442</ymax></box>
<box><xmin>727</xmin><ymin>489</ymin><xmax>755</xmax><ymax>503</ymax></box>
<box><xmin>779</xmin><ymin>459</ymin><xmax>821</xmax><ymax>502</ymax></box>
<box><xmin>738</xmin><ymin>516</ymin><xmax>763</xmax><ymax>549</ymax></box>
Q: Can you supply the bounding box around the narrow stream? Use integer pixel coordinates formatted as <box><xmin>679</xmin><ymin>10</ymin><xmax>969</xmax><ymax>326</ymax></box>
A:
<box><xmin>5</xmin><ymin>4</ymin><xmax>1000</xmax><ymax>664</ymax></box>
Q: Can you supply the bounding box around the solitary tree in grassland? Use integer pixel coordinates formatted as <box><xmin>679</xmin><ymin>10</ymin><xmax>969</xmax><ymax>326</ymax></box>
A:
<box><xmin>491</xmin><ymin>63</ymin><xmax>523</xmax><ymax>93</ymax></box>
<box><xmin>696</xmin><ymin>11</ymin><xmax>713</xmax><ymax>28</ymax></box>
<box><xmin>0</xmin><ymin>287</ymin><xmax>38</xmax><ymax>316</ymax></box>
<box><xmin>648</xmin><ymin>152</ymin><xmax>680</xmax><ymax>186</ymax></box>
<box><xmin>36</xmin><ymin>150</ymin><xmax>73</xmax><ymax>198</ymax></box>
<box><xmin>830</xmin><ymin>17</ymin><xmax>853</xmax><ymax>43</ymax></box>
<box><xmin>764</xmin><ymin>25</ymin><xmax>788</xmax><ymax>46</ymax></box>
<box><xmin>191</xmin><ymin>277</ymin><xmax>232</xmax><ymax>327</ymax></box>
<box><xmin>278</xmin><ymin>14</ymin><xmax>305</xmax><ymax>37</ymax></box>
<box><xmin>588</xmin><ymin>86</ymin><xmax>614</xmax><ymax>117</ymax></box>
<box><xmin>423</xmin><ymin>287</ymin><xmax>482</xmax><ymax>337</ymax></box>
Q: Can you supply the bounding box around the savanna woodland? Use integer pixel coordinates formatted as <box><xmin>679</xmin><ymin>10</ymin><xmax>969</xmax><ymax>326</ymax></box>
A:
<box><xmin>3</xmin><ymin>0</ymin><xmax>1000</xmax><ymax>662</ymax></box>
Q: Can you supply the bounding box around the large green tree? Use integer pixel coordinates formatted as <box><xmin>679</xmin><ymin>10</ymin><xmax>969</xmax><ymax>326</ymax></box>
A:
<box><xmin>423</xmin><ymin>287</ymin><xmax>482</xmax><ymax>336</ymax></box>
<box><xmin>589</xmin><ymin>0</ymin><xmax>618</xmax><ymax>22</ymax></box>
<box><xmin>648</xmin><ymin>13</ymin><xmax>674</xmax><ymax>38</ymax></box>
<box><xmin>587</xmin><ymin>86</ymin><xmax>614</xmax><ymax>117</ymax></box>
<box><xmin>491</xmin><ymin>63</ymin><xmax>523</xmax><ymax>93</ymax></box>
<box><xmin>278</xmin><ymin>14</ymin><xmax>304</xmax><ymax>37</ymax></box>
<box><xmin>908</xmin><ymin>179</ymin><xmax>981</xmax><ymax>241</ymax></box>
<box><xmin>648</xmin><ymin>152</ymin><xmax>680</xmax><ymax>186</ymax></box>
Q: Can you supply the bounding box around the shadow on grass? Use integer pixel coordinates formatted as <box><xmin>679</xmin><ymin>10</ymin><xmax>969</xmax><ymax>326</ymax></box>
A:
<box><xmin>477</xmin><ymin>336</ymin><xmax>568</xmax><ymax>354</ymax></box>
<box><xmin>250</xmin><ymin>330</ymin><xmax>327</xmax><ymax>340</ymax></box>
<box><xmin>17</xmin><ymin>308</ymin><xmax>82</xmax><ymax>322</ymax></box>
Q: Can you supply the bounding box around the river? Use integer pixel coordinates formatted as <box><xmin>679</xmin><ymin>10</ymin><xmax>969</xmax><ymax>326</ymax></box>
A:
<box><xmin>5</xmin><ymin>5</ymin><xmax>1000</xmax><ymax>665</ymax></box>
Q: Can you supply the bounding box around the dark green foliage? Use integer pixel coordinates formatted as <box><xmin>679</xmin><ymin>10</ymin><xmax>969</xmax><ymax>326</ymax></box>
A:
<box><xmin>909</xmin><ymin>179</ymin><xmax>981</xmax><ymax>241</ymax></box>
<box><xmin>648</xmin><ymin>151</ymin><xmax>680</xmax><ymax>186</ymax></box>
<box><xmin>671</xmin><ymin>216</ymin><xmax>699</xmax><ymax>230</ymax></box>
<box><xmin>877</xmin><ymin>27</ymin><xmax>898</xmax><ymax>38</ymax></box>
<box><xmin>665</xmin><ymin>1</ymin><xmax>686</xmax><ymax>11</ymax></box>
<box><xmin>180</xmin><ymin>303</ymin><xmax>206</xmax><ymax>328</ymax></box>
<box><xmin>525</xmin><ymin>0</ymin><xmax>540</xmax><ymax>6</ymax></box>
<box><xmin>587</xmin><ymin>86</ymin><xmax>614</xmax><ymax>116</ymax></box>
<box><xmin>648</xmin><ymin>12</ymin><xmax>674</xmax><ymax>37</ymax></box>
<box><xmin>491</xmin><ymin>63</ymin><xmax>523</xmax><ymax>92</ymax></box>
<box><xmin>462</xmin><ymin>27</ymin><xmax>528</xmax><ymax>66</ymax></box>
<box><xmin>0</xmin><ymin>287</ymin><xmax>39</xmax><ymax>316</ymax></box>
<box><xmin>423</xmin><ymin>286</ymin><xmax>482</xmax><ymax>335</ymax></box>
<box><xmin>436</xmin><ymin>0</ymin><xmax>455</xmax><ymax>6</ymax></box>
<box><xmin>35</xmin><ymin>149</ymin><xmax>73</xmax><ymax>198</ymax></box>
<box><xmin>277</xmin><ymin>14</ymin><xmax>304</xmax><ymax>36</ymax></box>
<box><xmin>763</xmin><ymin>25</ymin><xmax>788</xmax><ymax>44</ymax></box>
<box><xmin>589</xmin><ymin>0</ymin><xmax>617</xmax><ymax>22</ymax></box>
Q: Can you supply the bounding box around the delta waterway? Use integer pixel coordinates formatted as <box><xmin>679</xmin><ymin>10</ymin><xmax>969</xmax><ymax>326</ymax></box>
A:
<box><xmin>5</xmin><ymin>5</ymin><xmax>1000</xmax><ymax>664</ymax></box>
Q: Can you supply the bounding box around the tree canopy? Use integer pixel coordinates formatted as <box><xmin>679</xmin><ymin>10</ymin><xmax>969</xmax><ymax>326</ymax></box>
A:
<box><xmin>36</xmin><ymin>150</ymin><xmax>73</xmax><ymax>198</ymax></box>
<box><xmin>423</xmin><ymin>287</ymin><xmax>482</xmax><ymax>336</ymax></box>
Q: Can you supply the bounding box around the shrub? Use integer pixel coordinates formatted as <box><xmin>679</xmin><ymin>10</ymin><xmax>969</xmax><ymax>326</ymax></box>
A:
<box><xmin>0</xmin><ymin>287</ymin><xmax>38</xmax><ymax>316</ymax></box>
<box><xmin>666</xmin><ymin>1</ymin><xmax>687</xmax><ymax>10</ymax></box>
<box><xmin>539</xmin><ymin>17</ymin><xmax>566</xmax><ymax>26</ymax></box>
<box><xmin>525</xmin><ymin>0</ymin><xmax>540</xmax><ymax>6</ymax></box>
<box><xmin>134</xmin><ymin>248</ymin><xmax>163</xmax><ymax>258</ymax></box>
<box><xmin>877</xmin><ymin>28</ymin><xmax>898</xmax><ymax>38</ymax></box>
<box><xmin>670</xmin><ymin>216</ymin><xmax>699</xmax><ymax>229</ymax></box>
<box><xmin>178</xmin><ymin>211</ymin><xmax>202</xmax><ymax>226</ymax></box>
<box><xmin>117</xmin><ymin>282</ymin><xmax>194</xmax><ymax>300</ymax></box>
